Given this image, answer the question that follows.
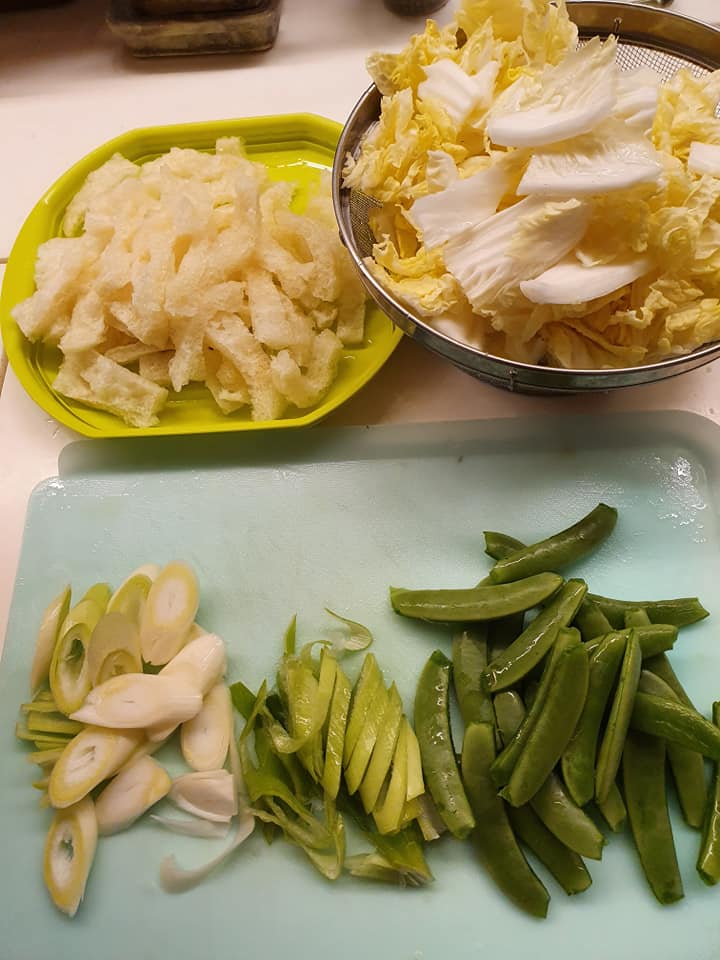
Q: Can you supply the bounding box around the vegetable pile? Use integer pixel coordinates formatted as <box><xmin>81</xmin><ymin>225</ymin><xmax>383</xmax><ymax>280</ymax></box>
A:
<box><xmin>344</xmin><ymin>0</ymin><xmax>720</xmax><ymax>369</ymax></box>
<box><xmin>16</xmin><ymin>504</ymin><xmax>720</xmax><ymax>921</ymax></box>
<box><xmin>393</xmin><ymin>503</ymin><xmax>718</xmax><ymax>915</ymax></box>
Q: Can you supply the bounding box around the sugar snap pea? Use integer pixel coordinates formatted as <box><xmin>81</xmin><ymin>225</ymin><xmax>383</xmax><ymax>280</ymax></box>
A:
<box><xmin>638</xmin><ymin>670</ymin><xmax>707</xmax><ymax>829</ymax></box>
<box><xmin>623</xmin><ymin>729</ymin><xmax>683</xmax><ymax>904</ymax></box>
<box><xmin>587</xmin><ymin>593</ymin><xmax>708</xmax><ymax>628</ymax></box>
<box><xmin>631</xmin><ymin>692</ymin><xmax>720</xmax><ymax>759</ymax></box>
<box><xmin>624</xmin><ymin>608</ymin><xmax>651</xmax><ymax>628</ymax></box>
<box><xmin>562</xmin><ymin>632</ymin><xmax>627</xmax><ymax>807</ymax></box>
<box><xmin>584</xmin><ymin>623</ymin><xmax>677</xmax><ymax>660</ymax></box>
<box><xmin>488</xmin><ymin>613</ymin><xmax>526</xmax><ymax>662</ymax></box>
<box><xmin>595</xmin><ymin>630</ymin><xmax>642</xmax><ymax>804</ymax></box>
<box><xmin>484</xmin><ymin>531</ymin><xmax>525</xmax><ymax>562</ymax></box>
<box><xmin>493</xmin><ymin>690</ymin><xmax>526</xmax><ymax>745</ymax></box>
<box><xmin>645</xmin><ymin>652</ymin><xmax>696</xmax><ymax>708</ymax></box>
<box><xmin>461</xmin><ymin>722</ymin><xmax>549</xmax><ymax>918</ymax></box>
<box><xmin>501</xmin><ymin>640</ymin><xmax>589</xmax><ymax>808</ymax></box>
<box><xmin>482</xmin><ymin>579</ymin><xmax>587</xmax><ymax>693</ymax></box>
<box><xmin>697</xmin><ymin>702</ymin><xmax>720</xmax><ymax>885</ymax></box>
<box><xmin>508</xmin><ymin>805</ymin><xmax>592</xmax><ymax>897</ymax></box>
<box><xmin>452</xmin><ymin>628</ymin><xmax>493</xmax><ymax>726</ymax></box>
<box><xmin>414</xmin><ymin>651</ymin><xmax>475</xmax><ymax>839</ymax></box>
<box><xmin>596</xmin><ymin>781</ymin><xmax>627</xmax><ymax>833</ymax></box>
<box><xmin>574</xmin><ymin>599</ymin><xmax>613</xmax><ymax>642</ymax></box>
<box><xmin>390</xmin><ymin>573</ymin><xmax>563</xmax><ymax>624</ymax></box>
<box><xmin>490</xmin><ymin>630</ymin><xmax>578</xmax><ymax>788</ymax></box>
<box><xmin>488</xmin><ymin>504</ymin><xmax>618</xmax><ymax>585</ymax></box>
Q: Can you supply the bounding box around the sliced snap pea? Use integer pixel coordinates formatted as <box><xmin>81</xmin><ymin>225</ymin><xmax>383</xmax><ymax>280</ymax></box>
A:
<box><xmin>623</xmin><ymin>729</ymin><xmax>684</xmax><ymax>905</ymax></box>
<box><xmin>452</xmin><ymin>628</ymin><xmax>493</xmax><ymax>726</ymax></box>
<box><xmin>488</xmin><ymin>504</ymin><xmax>618</xmax><ymax>585</ymax></box>
<box><xmin>484</xmin><ymin>531</ymin><xmax>525</xmax><ymax>562</ymax></box>
<box><xmin>530</xmin><ymin>772</ymin><xmax>605</xmax><ymax>861</ymax></box>
<box><xmin>482</xmin><ymin>579</ymin><xmax>587</xmax><ymax>693</ymax></box>
<box><xmin>508</xmin><ymin>805</ymin><xmax>592</xmax><ymax>897</ymax></box>
<box><xmin>697</xmin><ymin>702</ymin><xmax>720</xmax><ymax>885</ymax></box>
<box><xmin>596</xmin><ymin>781</ymin><xmax>627</xmax><ymax>833</ymax></box>
<box><xmin>574</xmin><ymin>599</ymin><xmax>613</xmax><ymax>643</ymax></box>
<box><xmin>501</xmin><ymin>641</ymin><xmax>589</xmax><ymax>808</ymax></box>
<box><xmin>595</xmin><ymin>630</ymin><xmax>642</xmax><ymax>804</ymax></box>
<box><xmin>587</xmin><ymin>593</ymin><xmax>708</xmax><ymax>629</ymax></box>
<box><xmin>638</xmin><ymin>670</ymin><xmax>707</xmax><ymax>829</ymax></box>
<box><xmin>414</xmin><ymin>651</ymin><xmax>475</xmax><ymax>839</ymax></box>
<box><xmin>562</xmin><ymin>632</ymin><xmax>627</xmax><ymax>807</ymax></box>
<box><xmin>494</xmin><ymin>688</ymin><xmax>604</xmax><ymax>860</ymax></box>
<box><xmin>624</xmin><ymin>608</ymin><xmax>652</xmax><ymax>628</ymax></box>
<box><xmin>390</xmin><ymin>573</ymin><xmax>564</xmax><ymax>624</ymax></box>
<box><xmin>630</xmin><ymin>692</ymin><xmax>720</xmax><ymax>760</ymax></box>
<box><xmin>461</xmin><ymin>722</ymin><xmax>549</xmax><ymax>918</ymax></box>
<box><xmin>490</xmin><ymin>631</ymin><xmax>578</xmax><ymax>788</ymax></box>
<box><xmin>584</xmin><ymin>624</ymin><xmax>677</xmax><ymax>660</ymax></box>
<box><xmin>645</xmin><ymin>652</ymin><xmax>696</xmax><ymax>709</ymax></box>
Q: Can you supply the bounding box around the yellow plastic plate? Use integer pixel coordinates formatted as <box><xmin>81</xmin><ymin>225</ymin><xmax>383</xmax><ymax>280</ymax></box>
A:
<box><xmin>0</xmin><ymin>115</ymin><xmax>402</xmax><ymax>438</ymax></box>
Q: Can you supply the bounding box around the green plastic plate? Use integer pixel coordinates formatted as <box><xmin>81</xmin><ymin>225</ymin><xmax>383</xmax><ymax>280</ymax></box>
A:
<box><xmin>0</xmin><ymin>115</ymin><xmax>401</xmax><ymax>438</ymax></box>
<box><xmin>1</xmin><ymin>411</ymin><xmax>720</xmax><ymax>959</ymax></box>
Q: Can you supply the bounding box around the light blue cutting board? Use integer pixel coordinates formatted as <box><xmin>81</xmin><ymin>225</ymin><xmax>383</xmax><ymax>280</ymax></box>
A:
<box><xmin>2</xmin><ymin>412</ymin><xmax>720</xmax><ymax>960</ymax></box>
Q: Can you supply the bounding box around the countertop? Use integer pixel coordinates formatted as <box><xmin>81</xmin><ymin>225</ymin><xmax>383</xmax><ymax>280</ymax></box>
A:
<box><xmin>1</xmin><ymin>0</ymin><xmax>718</xmax><ymax>648</ymax></box>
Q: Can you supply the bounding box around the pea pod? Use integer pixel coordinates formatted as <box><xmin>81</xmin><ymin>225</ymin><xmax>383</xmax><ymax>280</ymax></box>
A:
<box><xmin>596</xmin><ymin>781</ymin><xmax>627</xmax><ymax>833</ymax></box>
<box><xmin>584</xmin><ymin>624</ymin><xmax>677</xmax><ymax>660</ymax></box>
<box><xmin>414</xmin><ymin>651</ymin><xmax>475</xmax><ymax>840</ymax></box>
<box><xmin>587</xmin><ymin>593</ymin><xmax>708</xmax><ymax>629</ymax></box>
<box><xmin>624</xmin><ymin>608</ymin><xmax>651</xmax><ymax>628</ymax></box>
<box><xmin>482</xmin><ymin>579</ymin><xmax>587</xmax><ymax>693</ymax></box>
<box><xmin>488</xmin><ymin>613</ymin><xmax>525</xmax><ymax>662</ymax></box>
<box><xmin>595</xmin><ymin>630</ymin><xmax>642</xmax><ymax>804</ymax></box>
<box><xmin>574</xmin><ymin>599</ymin><xmax>612</xmax><ymax>643</ymax></box>
<box><xmin>452</xmin><ymin>628</ymin><xmax>493</xmax><ymax>726</ymax></box>
<box><xmin>561</xmin><ymin>632</ymin><xmax>627</xmax><ymax>807</ymax></box>
<box><xmin>623</xmin><ymin>729</ymin><xmax>683</xmax><ymax>904</ymax></box>
<box><xmin>630</xmin><ymin>693</ymin><xmax>720</xmax><ymax>759</ymax></box>
<box><xmin>489</xmin><ymin>504</ymin><xmax>617</xmax><ymax>585</ymax></box>
<box><xmin>390</xmin><ymin>573</ymin><xmax>563</xmax><ymax>624</ymax></box>
<box><xmin>501</xmin><ymin>640</ymin><xmax>589</xmax><ymax>808</ymax></box>
<box><xmin>490</xmin><ymin>630</ymin><xmax>578</xmax><ymax>788</ymax></box>
<box><xmin>697</xmin><ymin>702</ymin><xmax>720</xmax><ymax>885</ymax></box>
<box><xmin>461</xmin><ymin>722</ymin><xmax>549</xmax><ymax>918</ymax></box>
<box><xmin>638</xmin><ymin>670</ymin><xmax>707</xmax><ymax>829</ymax></box>
<box><xmin>508</xmin><ymin>805</ymin><xmax>592</xmax><ymax>897</ymax></box>
<box><xmin>645</xmin><ymin>652</ymin><xmax>696</xmax><ymax>708</ymax></box>
<box><xmin>484</xmin><ymin>531</ymin><xmax>525</xmax><ymax>562</ymax></box>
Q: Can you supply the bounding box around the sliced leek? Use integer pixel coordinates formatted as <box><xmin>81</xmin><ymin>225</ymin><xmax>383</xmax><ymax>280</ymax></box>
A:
<box><xmin>107</xmin><ymin>567</ymin><xmax>157</xmax><ymax>624</ymax></box>
<box><xmin>140</xmin><ymin>561</ymin><xmax>200</xmax><ymax>666</ymax></box>
<box><xmin>159</xmin><ymin>810</ymin><xmax>254</xmax><ymax>893</ymax></box>
<box><xmin>70</xmin><ymin>673</ymin><xmax>202</xmax><ymax>729</ymax></box>
<box><xmin>48</xmin><ymin>726</ymin><xmax>143</xmax><ymax>808</ymax></box>
<box><xmin>26</xmin><ymin>712</ymin><xmax>83</xmax><ymax>736</ymax></box>
<box><xmin>181</xmin><ymin>683</ymin><xmax>233</xmax><ymax>772</ymax></box>
<box><xmin>87</xmin><ymin>611</ymin><xmax>142</xmax><ymax>687</ymax></box>
<box><xmin>30</xmin><ymin>586</ymin><xmax>71</xmax><ymax>694</ymax></box>
<box><xmin>49</xmin><ymin>598</ymin><xmax>105</xmax><ymax>715</ymax></box>
<box><xmin>169</xmin><ymin>770</ymin><xmax>238</xmax><ymax>823</ymax></box>
<box><xmin>95</xmin><ymin>755</ymin><xmax>171</xmax><ymax>835</ymax></box>
<box><xmin>373</xmin><ymin>720</ymin><xmax>409</xmax><ymax>835</ymax></box>
<box><xmin>161</xmin><ymin>633</ymin><xmax>227</xmax><ymax>696</ymax></box>
<box><xmin>150</xmin><ymin>814</ymin><xmax>230</xmax><ymax>839</ymax></box>
<box><xmin>43</xmin><ymin>797</ymin><xmax>97</xmax><ymax>916</ymax></box>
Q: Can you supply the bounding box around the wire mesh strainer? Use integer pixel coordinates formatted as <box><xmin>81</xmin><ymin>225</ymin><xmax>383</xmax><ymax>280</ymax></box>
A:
<box><xmin>332</xmin><ymin>2</ymin><xmax>720</xmax><ymax>394</ymax></box>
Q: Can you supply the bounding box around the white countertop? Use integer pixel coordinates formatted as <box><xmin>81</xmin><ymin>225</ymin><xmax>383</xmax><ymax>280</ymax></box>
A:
<box><xmin>1</xmin><ymin>0</ymin><xmax>719</xmax><ymax>649</ymax></box>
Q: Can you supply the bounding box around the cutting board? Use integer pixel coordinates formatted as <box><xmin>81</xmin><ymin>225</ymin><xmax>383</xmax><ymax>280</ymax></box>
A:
<box><xmin>2</xmin><ymin>412</ymin><xmax>720</xmax><ymax>960</ymax></box>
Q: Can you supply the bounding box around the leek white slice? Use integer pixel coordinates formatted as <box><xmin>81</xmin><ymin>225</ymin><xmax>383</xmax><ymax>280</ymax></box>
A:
<box><xmin>520</xmin><ymin>254</ymin><xmax>653</xmax><ymax>304</ymax></box>
<box><xmin>43</xmin><ymin>797</ymin><xmax>97</xmax><ymax>917</ymax></box>
<box><xmin>87</xmin><ymin>611</ymin><xmax>142</xmax><ymax>687</ymax></box>
<box><xmin>107</xmin><ymin>567</ymin><xmax>156</xmax><ymax>625</ymax></box>
<box><xmin>161</xmin><ymin>633</ymin><xmax>227</xmax><ymax>697</ymax></box>
<box><xmin>487</xmin><ymin>37</ymin><xmax>617</xmax><ymax>148</ymax></box>
<box><xmin>150</xmin><ymin>814</ymin><xmax>230</xmax><ymax>839</ymax></box>
<box><xmin>49</xmin><ymin>598</ymin><xmax>104</xmax><ymax>715</ymax></box>
<box><xmin>181</xmin><ymin>683</ymin><xmax>233</xmax><ymax>772</ymax></box>
<box><xmin>70</xmin><ymin>673</ymin><xmax>202</xmax><ymax>729</ymax></box>
<box><xmin>31</xmin><ymin>586</ymin><xmax>71</xmax><ymax>694</ymax></box>
<box><xmin>517</xmin><ymin>122</ymin><xmax>663</xmax><ymax>196</ymax></box>
<box><xmin>48</xmin><ymin>727</ymin><xmax>143</xmax><ymax>808</ymax></box>
<box><xmin>159</xmin><ymin>810</ymin><xmax>254</xmax><ymax>893</ymax></box>
<box><xmin>95</xmin><ymin>755</ymin><xmax>171</xmax><ymax>835</ymax></box>
<box><xmin>688</xmin><ymin>141</ymin><xmax>720</xmax><ymax>177</ymax></box>
<box><xmin>140</xmin><ymin>561</ymin><xmax>200</xmax><ymax>666</ymax></box>
<box><xmin>168</xmin><ymin>770</ymin><xmax>238</xmax><ymax>823</ymax></box>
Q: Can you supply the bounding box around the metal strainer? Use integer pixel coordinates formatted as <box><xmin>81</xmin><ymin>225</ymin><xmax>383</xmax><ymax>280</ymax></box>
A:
<box><xmin>332</xmin><ymin>2</ymin><xmax>720</xmax><ymax>394</ymax></box>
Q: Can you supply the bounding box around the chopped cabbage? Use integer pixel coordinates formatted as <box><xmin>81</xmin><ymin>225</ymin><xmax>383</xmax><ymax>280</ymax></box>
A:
<box><xmin>348</xmin><ymin>0</ymin><xmax>720</xmax><ymax>370</ymax></box>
